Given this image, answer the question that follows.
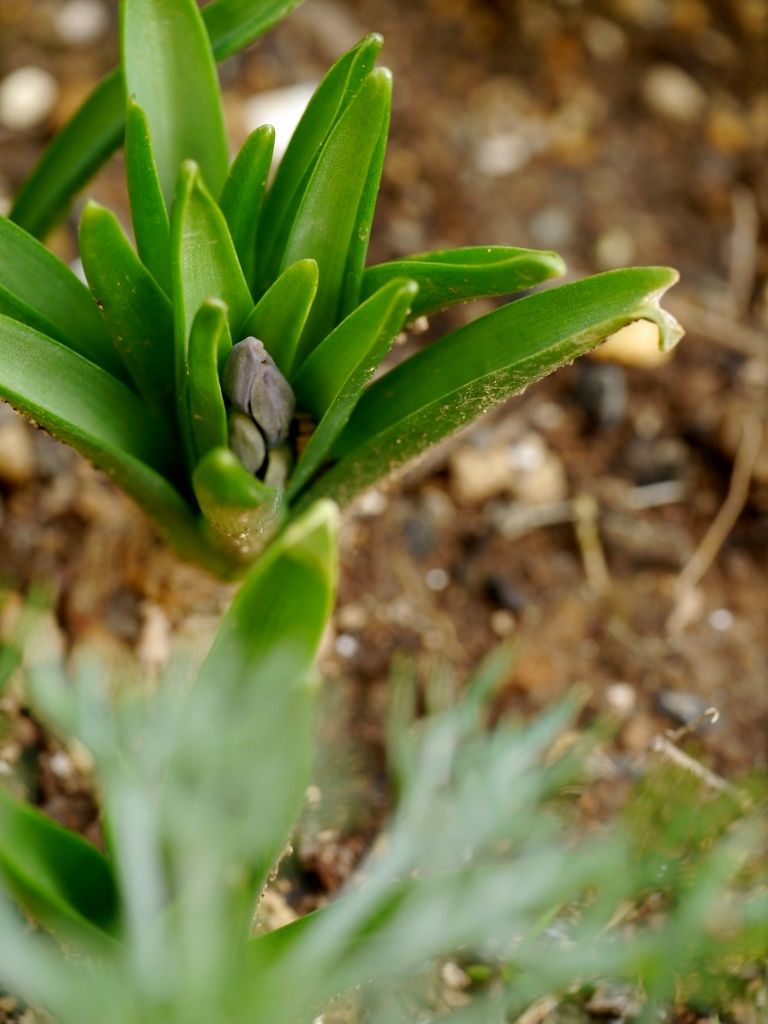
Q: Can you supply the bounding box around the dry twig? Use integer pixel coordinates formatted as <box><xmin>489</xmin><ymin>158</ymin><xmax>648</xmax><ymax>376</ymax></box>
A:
<box><xmin>667</xmin><ymin>413</ymin><xmax>763</xmax><ymax>635</ymax></box>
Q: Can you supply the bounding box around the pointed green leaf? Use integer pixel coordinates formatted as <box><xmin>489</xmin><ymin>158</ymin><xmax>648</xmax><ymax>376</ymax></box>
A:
<box><xmin>79</xmin><ymin>202</ymin><xmax>175</xmax><ymax>429</ymax></box>
<box><xmin>362</xmin><ymin>246</ymin><xmax>567</xmax><ymax>319</ymax></box>
<box><xmin>171</xmin><ymin>162</ymin><xmax>254</xmax><ymax>461</ymax></box>
<box><xmin>219</xmin><ymin>126</ymin><xmax>276</xmax><ymax>288</ymax></box>
<box><xmin>0</xmin><ymin>216</ymin><xmax>126</xmax><ymax>380</ymax></box>
<box><xmin>257</xmin><ymin>34</ymin><xmax>383</xmax><ymax>292</ymax></box>
<box><xmin>299</xmin><ymin>269</ymin><xmax>683</xmax><ymax>508</ymax></box>
<box><xmin>288</xmin><ymin>279</ymin><xmax>417</xmax><ymax>499</ymax></box>
<box><xmin>193</xmin><ymin>499</ymin><xmax>338</xmax><ymax>893</ymax></box>
<box><xmin>9</xmin><ymin>70</ymin><xmax>124</xmax><ymax>239</ymax></box>
<box><xmin>338</xmin><ymin>105</ymin><xmax>389</xmax><ymax>319</ymax></box>
<box><xmin>242</xmin><ymin>259</ymin><xmax>318</xmax><ymax>377</ymax></box>
<box><xmin>203</xmin><ymin>0</ymin><xmax>308</xmax><ymax>61</ymax></box>
<box><xmin>0</xmin><ymin>787</ymin><xmax>119</xmax><ymax>941</ymax></box>
<box><xmin>193</xmin><ymin>447</ymin><xmax>285</xmax><ymax>557</ymax></box>
<box><xmin>10</xmin><ymin>2</ymin><xmax>306</xmax><ymax>239</ymax></box>
<box><xmin>187</xmin><ymin>300</ymin><xmax>230</xmax><ymax>461</ymax></box>
<box><xmin>125</xmin><ymin>99</ymin><xmax>171</xmax><ymax>293</ymax></box>
<box><xmin>279</xmin><ymin>68</ymin><xmax>392</xmax><ymax>364</ymax></box>
<box><xmin>0</xmin><ymin>315</ymin><xmax>176</xmax><ymax>478</ymax></box>
<box><xmin>121</xmin><ymin>0</ymin><xmax>228</xmax><ymax>205</ymax></box>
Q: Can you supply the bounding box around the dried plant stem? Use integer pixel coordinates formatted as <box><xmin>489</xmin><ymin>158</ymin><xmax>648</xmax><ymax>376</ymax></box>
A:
<box><xmin>667</xmin><ymin>413</ymin><xmax>763</xmax><ymax>634</ymax></box>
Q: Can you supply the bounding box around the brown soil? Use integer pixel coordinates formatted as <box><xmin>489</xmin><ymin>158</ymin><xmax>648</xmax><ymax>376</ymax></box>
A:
<box><xmin>0</xmin><ymin>0</ymin><xmax>766</xmax><ymax>1019</ymax></box>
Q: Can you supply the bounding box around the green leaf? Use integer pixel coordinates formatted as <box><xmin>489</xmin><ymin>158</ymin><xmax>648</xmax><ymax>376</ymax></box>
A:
<box><xmin>279</xmin><ymin>68</ymin><xmax>392</xmax><ymax>364</ymax></box>
<box><xmin>0</xmin><ymin>314</ymin><xmax>176</xmax><ymax>479</ymax></box>
<box><xmin>9</xmin><ymin>70</ymin><xmax>124</xmax><ymax>239</ymax></box>
<box><xmin>0</xmin><ymin>787</ymin><xmax>119</xmax><ymax>941</ymax></box>
<box><xmin>171</xmin><ymin>162</ymin><xmax>253</xmax><ymax>459</ymax></box>
<box><xmin>193</xmin><ymin>499</ymin><xmax>338</xmax><ymax>893</ymax></box>
<box><xmin>242</xmin><ymin>259</ymin><xmax>318</xmax><ymax>377</ymax></box>
<box><xmin>10</xmin><ymin>2</ymin><xmax>306</xmax><ymax>239</ymax></box>
<box><xmin>300</xmin><ymin>268</ymin><xmax>683</xmax><ymax>508</ymax></box>
<box><xmin>121</xmin><ymin>0</ymin><xmax>229</xmax><ymax>206</ymax></box>
<box><xmin>79</xmin><ymin>202</ymin><xmax>175</xmax><ymax>428</ymax></box>
<box><xmin>187</xmin><ymin>300</ymin><xmax>230</xmax><ymax>461</ymax></box>
<box><xmin>219</xmin><ymin>126</ymin><xmax>276</xmax><ymax>288</ymax></box>
<box><xmin>0</xmin><ymin>216</ymin><xmax>126</xmax><ymax>381</ymax></box>
<box><xmin>288</xmin><ymin>279</ymin><xmax>417</xmax><ymax>499</ymax></box>
<box><xmin>192</xmin><ymin>447</ymin><xmax>285</xmax><ymax>557</ymax></box>
<box><xmin>338</xmin><ymin>101</ymin><xmax>389</xmax><ymax>320</ymax></box>
<box><xmin>125</xmin><ymin>99</ymin><xmax>171</xmax><ymax>293</ymax></box>
<box><xmin>362</xmin><ymin>246</ymin><xmax>567</xmax><ymax>319</ymax></box>
<box><xmin>257</xmin><ymin>33</ymin><xmax>383</xmax><ymax>293</ymax></box>
<box><xmin>203</xmin><ymin>0</ymin><xmax>308</xmax><ymax>63</ymax></box>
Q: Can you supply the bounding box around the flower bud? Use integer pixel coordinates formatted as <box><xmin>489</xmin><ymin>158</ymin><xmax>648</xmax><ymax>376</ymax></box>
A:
<box><xmin>222</xmin><ymin>337</ymin><xmax>295</xmax><ymax>448</ymax></box>
<box><xmin>228</xmin><ymin>411</ymin><xmax>267</xmax><ymax>475</ymax></box>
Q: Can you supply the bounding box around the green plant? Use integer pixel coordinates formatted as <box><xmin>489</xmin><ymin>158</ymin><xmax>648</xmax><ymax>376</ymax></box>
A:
<box><xmin>0</xmin><ymin>0</ymin><xmax>683</xmax><ymax>577</ymax></box>
<box><xmin>0</xmin><ymin>543</ymin><xmax>763</xmax><ymax>1024</ymax></box>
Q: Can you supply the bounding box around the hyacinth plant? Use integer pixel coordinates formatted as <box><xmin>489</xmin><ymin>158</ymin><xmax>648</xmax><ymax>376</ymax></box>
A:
<box><xmin>0</xmin><ymin>0</ymin><xmax>683</xmax><ymax>578</ymax></box>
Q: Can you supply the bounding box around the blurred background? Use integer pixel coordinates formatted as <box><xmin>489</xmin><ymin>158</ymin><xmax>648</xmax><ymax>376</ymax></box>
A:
<box><xmin>0</xmin><ymin>0</ymin><xmax>765</xmax><ymax>856</ymax></box>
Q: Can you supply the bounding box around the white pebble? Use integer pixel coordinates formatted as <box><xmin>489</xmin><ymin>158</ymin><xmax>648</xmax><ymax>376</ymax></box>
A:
<box><xmin>709</xmin><ymin>608</ymin><xmax>734</xmax><ymax>632</ymax></box>
<box><xmin>641</xmin><ymin>64</ymin><xmax>707</xmax><ymax>124</ymax></box>
<box><xmin>605</xmin><ymin>682</ymin><xmax>637</xmax><ymax>717</ymax></box>
<box><xmin>0</xmin><ymin>67</ymin><xmax>59</xmax><ymax>131</ymax></box>
<box><xmin>475</xmin><ymin>132</ymin><xmax>534</xmax><ymax>177</ymax></box>
<box><xmin>583</xmin><ymin>17</ymin><xmax>627</xmax><ymax>61</ymax></box>
<box><xmin>594</xmin><ymin>226</ymin><xmax>636</xmax><ymax>269</ymax></box>
<box><xmin>425</xmin><ymin>568</ymin><xmax>449</xmax><ymax>592</ymax></box>
<box><xmin>49</xmin><ymin>751</ymin><xmax>73</xmax><ymax>779</ymax></box>
<box><xmin>334</xmin><ymin>633</ymin><xmax>358</xmax><ymax>659</ymax></box>
<box><xmin>242</xmin><ymin>82</ymin><xmax>316</xmax><ymax>164</ymax></box>
<box><xmin>55</xmin><ymin>0</ymin><xmax>109</xmax><ymax>46</ymax></box>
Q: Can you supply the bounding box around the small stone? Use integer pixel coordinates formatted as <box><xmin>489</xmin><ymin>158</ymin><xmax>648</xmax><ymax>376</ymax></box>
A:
<box><xmin>583</xmin><ymin>16</ymin><xmax>627</xmax><ymax>60</ymax></box>
<box><xmin>403</xmin><ymin>516</ymin><xmax>436</xmax><ymax>558</ymax></box>
<box><xmin>511</xmin><ymin>435</ymin><xmax>568</xmax><ymax>504</ymax></box>
<box><xmin>55</xmin><ymin>0</ymin><xmax>109</xmax><ymax>46</ymax></box>
<box><xmin>528</xmin><ymin>206</ymin><xmax>574</xmax><ymax>249</ymax></box>
<box><xmin>605</xmin><ymin>682</ymin><xmax>637</xmax><ymax>717</ymax></box>
<box><xmin>578</xmin><ymin>362</ymin><xmax>627</xmax><ymax>429</ymax></box>
<box><xmin>334</xmin><ymin>633</ymin><xmax>358</xmax><ymax>659</ymax></box>
<box><xmin>592</xmin><ymin>320</ymin><xmax>672</xmax><ymax>369</ymax></box>
<box><xmin>490</xmin><ymin>610</ymin><xmax>516</xmax><ymax>636</ymax></box>
<box><xmin>0</xmin><ymin>67</ymin><xmax>59</xmax><ymax>131</ymax></box>
<box><xmin>425</xmin><ymin>567</ymin><xmax>450</xmax><ymax>591</ymax></box>
<box><xmin>475</xmin><ymin>132</ymin><xmax>535</xmax><ymax>177</ymax></box>
<box><xmin>337</xmin><ymin>603</ymin><xmax>368</xmax><ymax>632</ymax></box>
<box><xmin>594</xmin><ymin>226</ymin><xmax>636</xmax><ymax>269</ymax></box>
<box><xmin>451</xmin><ymin>443</ymin><xmax>515</xmax><ymax>505</ymax></box>
<box><xmin>0</xmin><ymin>413</ymin><xmax>36</xmax><ymax>486</ymax></box>
<box><xmin>709</xmin><ymin>608</ymin><xmax>734</xmax><ymax>632</ymax></box>
<box><xmin>641</xmin><ymin>64</ymin><xmax>707</xmax><ymax>124</ymax></box>
<box><xmin>242</xmin><ymin>83</ymin><xmax>315</xmax><ymax>163</ymax></box>
<box><xmin>48</xmin><ymin>751</ymin><xmax>74</xmax><ymax>779</ymax></box>
<box><xmin>656</xmin><ymin>689</ymin><xmax>711</xmax><ymax>727</ymax></box>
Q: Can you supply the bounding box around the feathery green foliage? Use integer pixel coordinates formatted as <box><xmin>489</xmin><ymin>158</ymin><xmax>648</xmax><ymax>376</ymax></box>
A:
<box><xmin>0</xmin><ymin>595</ymin><xmax>763</xmax><ymax>1024</ymax></box>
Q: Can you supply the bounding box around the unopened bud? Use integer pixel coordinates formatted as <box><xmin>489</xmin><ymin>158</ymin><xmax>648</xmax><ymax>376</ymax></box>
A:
<box><xmin>228</xmin><ymin>412</ymin><xmax>267</xmax><ymax>475</ymax></box>
<box><xmin>222</xmin><ymin>337</ymin><xmax>295</xmax><ymax>448</ymax></box>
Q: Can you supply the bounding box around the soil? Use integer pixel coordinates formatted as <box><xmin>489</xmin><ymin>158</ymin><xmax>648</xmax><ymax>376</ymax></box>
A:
<box><xmin>0</xmin><ymin>1</ymin><xmax>766</xmax><ymax>1021</ymax></box>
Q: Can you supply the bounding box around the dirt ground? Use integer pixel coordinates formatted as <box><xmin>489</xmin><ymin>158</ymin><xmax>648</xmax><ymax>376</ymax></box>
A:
<box><xmin>0</xmin><ymin>0</ymin><xmax>766</xmax><ymax>1019</ymax></box>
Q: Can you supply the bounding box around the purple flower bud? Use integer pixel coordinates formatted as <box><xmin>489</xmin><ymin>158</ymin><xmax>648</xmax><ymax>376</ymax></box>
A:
<box><xmin>222</xmin><ymin>337</ymin><xmax>295</xmax><ymax>448</ymax></box>
<box><xmin>228</xmin><ymin>412</ymin><xmax>267</xmax><ymax>475</ymax></box>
